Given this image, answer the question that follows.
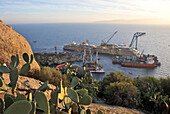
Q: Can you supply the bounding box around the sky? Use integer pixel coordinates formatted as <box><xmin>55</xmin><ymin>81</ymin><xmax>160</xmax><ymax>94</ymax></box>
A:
<box><xmin>0</xmin><ymin>0</ymin><xmax>170</xmax><ymax>24</ymax></box>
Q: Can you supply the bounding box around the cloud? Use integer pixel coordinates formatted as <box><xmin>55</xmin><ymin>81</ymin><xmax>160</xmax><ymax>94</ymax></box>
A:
<box><xmin>0</xmin><ymin>0</ymin><xmax>170</xmax><ymax>24</ymax></box>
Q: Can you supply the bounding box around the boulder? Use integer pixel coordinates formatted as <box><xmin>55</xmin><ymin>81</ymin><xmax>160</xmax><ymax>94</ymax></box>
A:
<box><xmin>0</xmin><ymin>74</ymin><xmax>56</xmax><ymax>100</ymax></box>
<box><xmin>0</xmin><ymin>19</ymin><xmax>40</xmax><ymax>78</ymax></box>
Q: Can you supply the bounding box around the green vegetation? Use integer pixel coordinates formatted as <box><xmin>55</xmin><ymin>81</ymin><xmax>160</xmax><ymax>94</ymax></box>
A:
<box><xmin>40</xmin><ymin>66</ymin><xmax>69</xmax><ymax>87</ymax></box>
<box><xmin>104</xmin><ymin>82</ymin><xmax>138</xmax><ymax>106</ymax></box>
<box><xmin>0</xmin><ymin>53</ymin><xmax>33</xmax><ymax>93</ymax></box>
<box><xmin>61</xmin><ymin>63</ymin><xmax>98</xmax><ymax>103</ymax></box>
<box><xmin>133</xmin><ymin>76</ymin><xmax>170</xmax><ymax>113</ymax></box>
<box><xmin>98</xmin><ymin>71</ymin><xmax>132</xmax><ymax>98</ymax></box>
<box><xmin>98</xmin><ymin>71</ymin><xmax>170</xmax><ymax>114</ymax></box>
<box><xmin>160</xmin><ymin>77</ymin><xmax>170</xmax><ymax>96</ymax></box>
<box><xmin>1</xmin><ymin>53</ymin><xmax>169</xmax><ymax>114</ymax></box>
<box><xmin>0</xmin><ymin>54</ymin><xmax>103</xmax><ymax>114</ymax></box>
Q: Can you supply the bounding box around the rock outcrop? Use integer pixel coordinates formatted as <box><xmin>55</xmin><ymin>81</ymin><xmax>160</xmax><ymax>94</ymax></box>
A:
<box><xmin>0</xmin><ymin>74</ymin><xmax>56</xmax><ymax>100</ymax></box>
<box><xmin>0</xmin><ymin>19</ymin><xmax>40</xmax><ymax>78</ymax></box>
<box><xmin>34</xmin><ymin>52</ymin><xmax>82</xmax><ymax>66</ymax></box>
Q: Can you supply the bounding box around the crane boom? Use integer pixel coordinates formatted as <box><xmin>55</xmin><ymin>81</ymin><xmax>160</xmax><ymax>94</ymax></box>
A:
<box><xmin>106</xmin><ymin>31</ymin><xmax>118</xmax><ymax>44</ymax></box>
<box><xmin>129</xmin><ymin>32</ymin><xmax>146</xmax><ymax>50</ymax></box>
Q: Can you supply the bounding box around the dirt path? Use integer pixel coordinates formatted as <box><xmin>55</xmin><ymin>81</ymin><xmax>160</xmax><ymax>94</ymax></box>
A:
<box><xmin>86</xmin><ymin>103</ymin><xmax>145</xmax><ymax>114</ymax></box>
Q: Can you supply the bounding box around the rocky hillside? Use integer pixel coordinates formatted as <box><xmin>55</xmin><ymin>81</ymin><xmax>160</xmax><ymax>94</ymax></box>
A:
<box><xmin>0</xmin><ymin>20</ymin><xmax>40</xmax><ymax>78</ymax></box>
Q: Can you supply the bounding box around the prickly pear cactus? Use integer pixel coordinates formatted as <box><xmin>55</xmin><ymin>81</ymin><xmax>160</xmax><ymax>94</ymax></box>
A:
<box><xmin>35</xmin><ymin>91</ymin><xmax>50</xmax><ymax>114</ymax></box>
<box><xmin>10</xmin><ymin>68</ymin><xmax>18</xmax><ymax>92</ymax></box>
<box><xmin>76</xmin><ymin>89</ymin><xmax>88</xmax><ymax>96</ymax></box>
<box><xmin>0</xmin><ymin>77</ymin><xmax>7</xmax><ymax>91</ymax></box>
<box><xmin>4</xmin><ymin>100</ymin><xmax>32</xmax><ymax>114</ymax></box>
<box><xmin>4</xmin><ymin>94</ymin><xmax>15</xmax><ymax>109</ymax></box>
<box><xmin>67</xmin><ymin>88</ymin><xmax>79</xmax><ymax>103</ymax></box>
<box><xmin>70</xmin><ymin>77</ymin><xmax>79</xmax><ymax>88</ymax></box>
<box><xmin>19</xmin><ymin>53</ymin><xmax>33</xmax><ymax>75</ymax></box>
<box><xmin>97</xmin><ymin>110</ymin><xmax>103</xmax><ymax>114</ymax></box>
<box><xmin>0</xmin><ymin>66</ymin><xmax>10</xmax><ymax>73</ymax></box>
<box><xmin>0</xmin><ymin>53</ymin><xmax>33</xmax><ymax>93</ymax></box>
<box><xmin>37</xmin><ymin>81</ymin><xmax>48</xmax><ymax>92</ymax></box>
<box><xmin>79</xmin><ymin>95</ymin><xmax>92</xmax><ymax>105</ymax></box>
<box><xmin>15</xmin><ymin>93</ymin><xmax>27</xmax><ymax>101</ymax></box>
<box><xmin>0</xmin><ymin>98</ymin><xmax>4</xmax><ymax>113</ymax></box>
<box><xmin>58</xmin><ymin>80</ymin><xmax>65</xmax><ymax>100</ymax></box>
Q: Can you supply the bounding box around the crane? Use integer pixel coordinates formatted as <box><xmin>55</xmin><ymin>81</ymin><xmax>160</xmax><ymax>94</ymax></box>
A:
<box><xmin>100</xmin><ymin>31</ymin><xmax>118</xmax><ymax>47</ymax></box>
<box><xmin>129</xmin><ymin>32</ymin><xmax>146</xmax><ymax>50</ymax></box>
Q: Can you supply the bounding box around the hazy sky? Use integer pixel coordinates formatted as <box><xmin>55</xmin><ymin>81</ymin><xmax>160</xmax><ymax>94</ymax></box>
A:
<box><xmin>1</xmin><ymin>0</ymin><xmax>170</xmax><ymax>24</ymax></box>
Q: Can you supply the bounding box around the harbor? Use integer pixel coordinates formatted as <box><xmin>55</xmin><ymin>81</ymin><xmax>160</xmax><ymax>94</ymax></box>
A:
<box><xmin>61</xmin><ymin>32</ymin><xmax>162</xmax><ymax>77</ymax></box>
<box><xmin>12</xmin><ymin>23</ymin><xmax>170</xmax><ymax>78</ymax></box>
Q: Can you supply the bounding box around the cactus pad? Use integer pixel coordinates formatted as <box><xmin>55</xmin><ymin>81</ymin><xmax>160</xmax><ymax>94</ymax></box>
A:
<box><xmin>76</xmin><ymin>89</ymin><xmax>88</xmax><ymax>95</ymax></box>
<box><xmin>0</xmin><ymin>66</ymin><xmax>10</xmax><ymax>73</ymax></box>
<box><xmin>70</xmin><ymin>77</ymin><xmax>79</xmax><ymax>88</ymax></box>
<box><xmin>4</xmin><ymin>100</ymin><xmax>32</xmax><ymax>114</ymax></box>
<box><xmin>37</xmin><ymin>81</ymin><xmax>48</xmax><ymax>92</ymax></box>
<box><xmin>35</xmin><ymin>91</ymin><xmax>50</xmax><ymax>114</ymax></box>
<box><xmin>23</xmin><ymin>53</ymin><xmax>29</xmax><ymax>63</ymax></box>
<box><xmin>19</xmin><ymin>64</ymin><xmax>30</xmax><ymax>75</ymax></box>
<box><xmin>79</xmin><ymin>95</ymin><xmax>92</xmax><ymax>105</ymax></box>
<box><xmin>15</xmin><ymin>94</ymin><xmax>27</xmax><ymax>101</ymax></box>
<box><xmin>67</xmin><ymin>88</ymin><xmax>79</xmax><ymax>103</ymax></box>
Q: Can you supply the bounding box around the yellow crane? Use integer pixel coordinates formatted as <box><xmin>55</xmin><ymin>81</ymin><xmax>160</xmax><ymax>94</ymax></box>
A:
<box><xmin>100</xmin><ymin>31</ymin><xmax>118</xmax><ymax>47</ymax></box>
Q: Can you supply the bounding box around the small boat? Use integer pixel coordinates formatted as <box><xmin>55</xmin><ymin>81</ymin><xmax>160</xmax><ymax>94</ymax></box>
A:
<box><xmin>33</xmin><ymin>40</ymin><xmax>37</xmax><ymax>43</ymax></box>
<box><xmin>56</xmin><ymin>63</ymin><xmax>66</xmax><ymax>69</ymax></box>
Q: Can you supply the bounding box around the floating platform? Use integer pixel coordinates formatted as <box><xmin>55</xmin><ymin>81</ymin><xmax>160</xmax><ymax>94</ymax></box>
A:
<box><xmin>90</xmin><ymin>67</ymin><xmax>105</xmax><ymax>74</ymax></box>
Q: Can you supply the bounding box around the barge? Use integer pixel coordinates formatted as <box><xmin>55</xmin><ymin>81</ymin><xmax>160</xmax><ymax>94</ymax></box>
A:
<box><xmin>112</xmin><ymin>54</ymin><xmax>161</xmax><ymax>68</ymax></box>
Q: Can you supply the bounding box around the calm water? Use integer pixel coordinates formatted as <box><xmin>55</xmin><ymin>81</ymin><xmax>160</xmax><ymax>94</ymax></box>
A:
<box><xmin>11</xmin><ymin>23</ymin><xmax>170</xmax><ymax>80</ymax></box>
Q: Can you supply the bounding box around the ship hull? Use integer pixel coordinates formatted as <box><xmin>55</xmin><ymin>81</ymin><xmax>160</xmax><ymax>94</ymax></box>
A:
<box><xmin>121</xmin><ymin>62</ymin><xmax>157</xmax><ymax>68</ymax></box>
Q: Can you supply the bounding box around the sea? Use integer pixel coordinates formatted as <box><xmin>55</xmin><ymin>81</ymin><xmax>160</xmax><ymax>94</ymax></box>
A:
<box><xmin>11</xmin><ymin>23</ymin><xmax>170</xmax><ymax>80</ymax></box>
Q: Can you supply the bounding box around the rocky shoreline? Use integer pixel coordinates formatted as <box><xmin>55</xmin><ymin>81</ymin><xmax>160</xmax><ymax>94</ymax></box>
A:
<box><xmin>34</xmin><ymin>52</ymin><xmax>82</xmax><ymax>66</ymax></box>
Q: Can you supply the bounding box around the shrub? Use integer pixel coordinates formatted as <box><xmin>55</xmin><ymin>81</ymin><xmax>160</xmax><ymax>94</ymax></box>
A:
<box><xmin>160</xmin><ymin>77</ymin><xmax>170</xmax><ymax>96</ymax></box>
<box><xmin>98</xmin><ymin>71</ymin><xmax>132</xmax><ymax>98</ymax></box>
<box><xmin>133</xmin><ymin>76</ymin><xmax>160</xmax><ymax>110</ymax></box>
<box><xmin>133</xmin><ymin>76</ymin><xmax>170</xmax><ymax>113</ymax></box>
<box><xmin>104</xmin><ymin>82</ymin><xmax>139</xmax><ymax>107</ymax></box>
<box><xmin>133</xmin><ymin>76</ymin><xmax>160</xmax><ymax>93</ymax></box>
<box><xmin>40</xmin><ymin>67</ymin><xmax>69</xmax><ymax>87</ymax></box>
